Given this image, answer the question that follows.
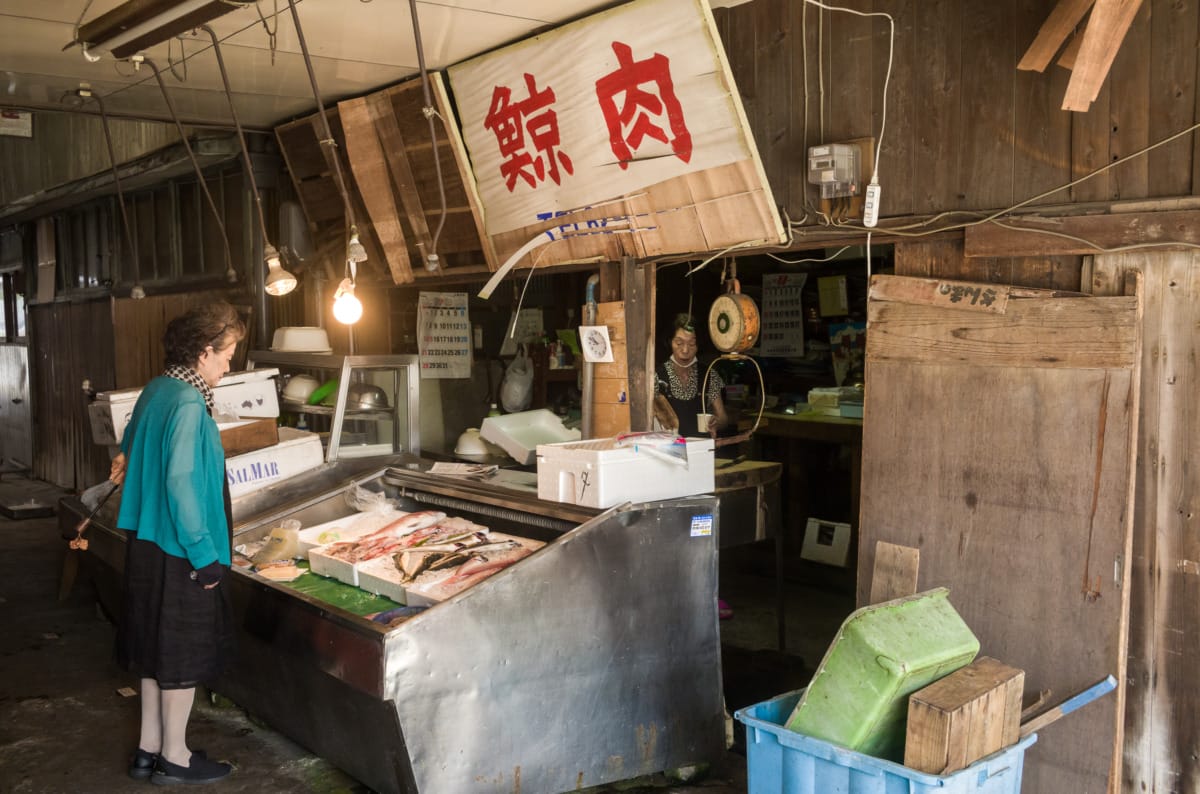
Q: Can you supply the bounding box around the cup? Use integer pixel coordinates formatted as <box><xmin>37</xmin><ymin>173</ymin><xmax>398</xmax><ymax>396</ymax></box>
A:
<box><xmin>696</xmin><ymin>413</ymin><xmax>712</xmax><ymax>433</ymax></box>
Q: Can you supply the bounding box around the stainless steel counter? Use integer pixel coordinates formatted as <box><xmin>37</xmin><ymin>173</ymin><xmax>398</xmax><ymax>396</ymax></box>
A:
<box><xmin>61</xmin><ymin>460</ymin><xmax>725</xmax><ymax>793</ymax></box>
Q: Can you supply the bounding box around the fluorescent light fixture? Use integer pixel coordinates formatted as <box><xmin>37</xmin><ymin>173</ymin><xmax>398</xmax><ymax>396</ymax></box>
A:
<box><xmin>78</xmin><ymin>0</ymin><xmax>247</xmax><ymax>59</ymax></box>
<box><xmin>332</xmin><ymin>277</ymin><xmax>363</xmax><ymax>325</ymax></box>
<box><xmin>263</xmin><ymin>245</ymin><xmax>297</xmax><ymax>296</ymax></box>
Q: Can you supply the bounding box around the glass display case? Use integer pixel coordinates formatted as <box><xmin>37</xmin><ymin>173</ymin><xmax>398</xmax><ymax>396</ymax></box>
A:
<box><xmin>246</xmin><ymin>352</ymin><xmax>420</xmax><ymax>461</ymax></box>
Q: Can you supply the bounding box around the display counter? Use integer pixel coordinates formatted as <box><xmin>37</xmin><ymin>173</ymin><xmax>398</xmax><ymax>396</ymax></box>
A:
<box><xmin>59</xmin><ymin>459</ymin><xmax>725</xmax><ymax>794</ymax></box>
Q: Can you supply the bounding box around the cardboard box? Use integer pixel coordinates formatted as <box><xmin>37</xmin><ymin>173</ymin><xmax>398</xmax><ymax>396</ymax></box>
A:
<box><xmin>536</xmin><ymin>436</ymin><xmax>714</xmax><ymax>508</ymax></box>
<box><xmin>904</xmin><ymin>657</ymin><xmax>1025</xmax><ymax>775</ymax></box>
<box><xmin>218</xmin><ymin>418</ymin><xmax>279</xmax><ymax>458</ymax></box>
<box><xmin>226</xmin><ymin>428</ymin><xmax>323</xmax><ymax>500</ymax></box>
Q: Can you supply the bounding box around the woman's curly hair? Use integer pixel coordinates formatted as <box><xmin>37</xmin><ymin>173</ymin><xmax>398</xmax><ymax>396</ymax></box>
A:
<box><xmin>162</xmin><ymin>302</ymin><xmax>247</xmax><ymax>368</ymax></box>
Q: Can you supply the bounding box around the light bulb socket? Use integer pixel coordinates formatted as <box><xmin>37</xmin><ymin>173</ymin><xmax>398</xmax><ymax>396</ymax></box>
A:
<box><xmin>347</xmin><ymin>232</ymin><xmax>367</xmax><ymax>264</ymax></box>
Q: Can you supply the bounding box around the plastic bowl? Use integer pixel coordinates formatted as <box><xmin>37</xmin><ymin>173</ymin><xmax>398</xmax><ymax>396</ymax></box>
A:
<box><xmin>271</xmin><ymin>326</ymin><xmax>332</xmax><ymax>353</ymax></box>
<box><xmin>282</xmin><ymin>374</ymin><xmax>320</xmax><ymax>403</ymax></box>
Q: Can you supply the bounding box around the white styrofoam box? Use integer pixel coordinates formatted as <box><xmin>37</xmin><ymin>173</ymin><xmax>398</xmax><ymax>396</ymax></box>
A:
<box><xmin>88</xmin><ymin>388</ymin><xmax>141</xmax><ymax>446</ymax></box>
<box><xmin>308</xmin><ymin>545</ymin><xmax>359</xmax><ymax>587</ymax></box>
<box><xmin>297</xmin><ymin>509</ymin><xmax>407</xmax><ymax>557</ymax></box>
<box><xmin>357</xmin><ymin>556</ymin><xmax>407</xmax><ymax>604</ymax></box>
<box><xmin>481</xmin><ymin>409</ymin><xmax>580</xmax><ymax>465</ymax></box>
<box><xmin>800</xmin><ymin>517</ymin><xmax>852</xmax><ymax>566</ymax></box>
<box><xmin>226</xmin><ymin>428</ymin><xmax>323</xmax><ymax>500</ymax></box>
<box><xmin>213</xmin><ymin>368</ymin><xmax>280</xmax><ymax>418</ymax></box>
<box><xmin>537</xmin><ymin>437</ymin><xmax>714</xmax><ymax>509</ymax></box>
<box><xmin>404</xmin><ymin>532</ymin><xmax>546</xmax><ymax>605</ymax></box>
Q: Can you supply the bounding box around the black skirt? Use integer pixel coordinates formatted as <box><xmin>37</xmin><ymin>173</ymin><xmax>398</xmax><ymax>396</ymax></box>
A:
<box><xmin>116</xmin><ymin>535</ymin><xmax>235</xmax><ymax>689</ymax></box>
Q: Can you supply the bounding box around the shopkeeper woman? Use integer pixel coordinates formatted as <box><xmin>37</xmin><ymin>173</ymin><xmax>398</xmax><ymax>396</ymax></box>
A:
<box><xmin>107</xmin><ymin>301</ymin><xmax>245</xmax><ymax>785</ymax></box>
<box><xmin>655</xmin><ymin>313</ymin><xmax>730</xmax><ymax>438</ymax></box>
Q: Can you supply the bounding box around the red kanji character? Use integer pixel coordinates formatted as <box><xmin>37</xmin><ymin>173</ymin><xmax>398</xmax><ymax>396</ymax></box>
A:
<box><xmin>594</xmin><ymin>41</ymin><xmax>693</xmax><ymax>170</ymax></box>
<box><xmin>483</xmin><ymin>73</ymin><xmax>574</xmax><ymax>192</ymax></box>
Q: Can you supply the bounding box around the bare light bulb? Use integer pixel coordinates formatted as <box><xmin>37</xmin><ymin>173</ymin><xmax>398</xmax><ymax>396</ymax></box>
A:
<box><xmin>332</xmin><ymin>277</ymin><xmax>363</xmax><ymax>324</ymax></box>
<box><xmin>130</xmin><ymin>283</ymin><xmax>146</xmax><ymax>299</ymax></box>
<box><xmin>263</xmin><ymin>245</ymin><xmax>298</xmax><ymax>297</ymax></box>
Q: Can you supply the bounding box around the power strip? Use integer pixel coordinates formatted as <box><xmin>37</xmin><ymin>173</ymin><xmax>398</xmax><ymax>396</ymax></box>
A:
<box><xmin>863</xmin><ymin>182</ymin><xmax>881</xmax><ymax>227</ymax></box>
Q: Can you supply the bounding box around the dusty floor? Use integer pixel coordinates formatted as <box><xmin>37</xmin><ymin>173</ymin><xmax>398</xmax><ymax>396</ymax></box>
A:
<box><xmin>0</xmin><ymin>474</ymin><xmax>851</xmax><ymax>793</ymax></box>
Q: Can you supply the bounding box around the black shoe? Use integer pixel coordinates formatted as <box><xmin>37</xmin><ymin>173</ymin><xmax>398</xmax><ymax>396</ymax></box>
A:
<box><xmin>128</xmin><ymin>748</ymin><xmax>158</xmax><ymax>780</ymax></box>
<box><xmin>151</xmin><ymin>752</ymin><xmax>232</xmax><ymax>786</ymax></box>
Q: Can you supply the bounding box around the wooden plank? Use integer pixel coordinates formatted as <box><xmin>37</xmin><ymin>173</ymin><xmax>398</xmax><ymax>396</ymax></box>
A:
<box><xmin>753</xmin><ymin>0</ymin><xmax>789</xmax><ymax>212</ymax></box>
<box><xmin>964</xmin><ymin>210</ymin><xmax>1200</xmax><ymax>257</ymax></box>
<box><xmin>1147</xmin><ymin>0</ymin><xmax>1198</xmax><ymax>198</ymax></box>
<box><xmin>959</xmin><ymin>0</ymin><xmax>1015</xmax><ymax>210</ymax></box>
<box><xmin>338</xmin><ymin>96</ymin><xmax>414</xmax><ymax>286</ymax></box>
<box><xmin>1056</xmin><ymin>26</ymin><xmax>1084</xmax><ymax>70</ymax></box>
<box><xmin>905</xmin><ymin>657</ymin><xmax>1024</xmax><ymax>775</ymax></box>
<box><xmin>1105</xmin><ymin>1</ymin><xmax>1150</xmax><ymax>200</ymax></box>
<box><xmin>786</xmin><ymin>0</ymin><xmax>821</xmax><ymax>222</ymax></box>
<box><xmin>1062</xmin><ymin>0</ymin><xmax>1144</xmax><ymax>111</ymax></box>
<box><xmin>867</xmin><ymin>275</ymin><xmax>1138</xmax><ymax>370</ymax></box>
<box><xmin>1091</xmin><ymin>253</ymin><xmax>1200</xmax><ymax>792</ymax></box>
<box><xmin>1017</xmin><ymin>0</ymin><xmax>1097</xmax><ymax>71</ymax></box>
<box><xmin>623</xmin><ymin>259</ymin><xmax>655</xmax><ymax>433</ymax></box>
<box><xmin>869</xmin><ymin>275</ymin><xmax>1014</xmax><ymax>314</ymax></box>
<box><xmin>913</xmin><ymin>0</ymin><xmax>962</xmax><ymax>213</ymax></box>
<box><xmin>860</xmin><ymin>276</ymin><xmax>1140</xmax><ymax>792</ymax></box>
<box><xmin>367</xmin><ymin>91</ymin><xmax>433</xmax><ymax>259</ymax></box>
<box><xmin>867</xmin><ymin>540</ymin><xmax>920</xmax><ymax>604</ymax></box>
<box><xmin>1015</xmin><ymin>0</ymin><xmax>1073</xmax><ymax>207</ymax></box>
<box><xmin>873</xmin><ymin>0</ymin><xmax>915</xmax><ymax>219</ymax></box>
<box><xmin>894</xmin><ymin>239</ymin><xmax>966</xmax><ymax>278</ymax></box>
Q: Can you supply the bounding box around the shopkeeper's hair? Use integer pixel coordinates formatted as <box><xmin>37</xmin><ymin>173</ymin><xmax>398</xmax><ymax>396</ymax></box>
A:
<box><xmin>163</xmin><ymin>301</ymin><xmax>247</xmax><ymax>368</ymax></box>
<box><xmin>672</xmin><ymin>313</ymin><xmax>695</xmax><ymax>335</ymax></box>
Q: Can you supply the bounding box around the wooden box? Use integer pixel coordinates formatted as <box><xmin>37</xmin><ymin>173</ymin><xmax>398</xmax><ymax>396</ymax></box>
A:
<box><xmin>219</xmin><ymin>418</ymin><xmax>279</xmax><ymax>459</ymax></box>
<box><xmin>904</xmin><ymin>656</ymin><xmax>1024</xmax><ymax>775</ymax></box>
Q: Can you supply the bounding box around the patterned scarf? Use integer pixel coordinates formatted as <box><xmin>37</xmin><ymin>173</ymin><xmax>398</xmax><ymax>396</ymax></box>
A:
<box><xmin>164</xmin><ymin>364</ymin><xmax>215</xmax><ymax>414</ymax></box>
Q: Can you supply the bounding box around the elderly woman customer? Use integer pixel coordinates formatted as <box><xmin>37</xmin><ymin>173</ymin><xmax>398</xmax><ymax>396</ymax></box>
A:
<box><xmin>108</xmin><ymin>301</ymin><xmax>245</xmax><ymax>785</ymax></box>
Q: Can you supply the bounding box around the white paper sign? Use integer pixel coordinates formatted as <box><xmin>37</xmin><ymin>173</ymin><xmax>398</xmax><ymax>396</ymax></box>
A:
<box><xmin>448</xmin><ymin>0</ymin><xmax>750</xmax><ymax>236</ymax></box>
<box><xmin>761</xmin><ymin>273</ymin><xmax>807</xmax><ymax>357</ymax></box>
<box><xmin>499</xmin><ymin>308</ymin><xmax>545</xmax><ymax>356</ymax></box>
<box><xmin>418</xmin><ymin>292</ymin><xmax>472</xmax><ymax>379</ymax></box>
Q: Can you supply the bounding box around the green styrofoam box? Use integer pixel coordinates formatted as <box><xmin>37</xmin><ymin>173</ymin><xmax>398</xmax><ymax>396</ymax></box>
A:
<box><xmin>785</xmin><ymin>587</ymin><xmax>979</xmax><ymax>761</ymax></box>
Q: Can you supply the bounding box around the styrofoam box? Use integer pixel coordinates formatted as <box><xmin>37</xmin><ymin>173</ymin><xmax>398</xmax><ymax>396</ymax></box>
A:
<box><xmin>481</xmin><ymin>409</ymin><xmax>580</xmax><ymax>465</ymax></box>
<box><xmin>537</xmin><ymin>437</ymin><xmax>714</xmax><ymax>508</ymax></box>
<box><xmin>226</xmin><ymin>428</ymin><xmax>323</xmax><ymax>500</ymax></box>
<box><xmin>309</xmin><ymin>545</ymin><xmax>359</xmax><ymax>587</ymax></box>
<box><xmin>212</xmin><ymin>368</ymin><xmax>280</xmax><ymax>418</ymax></box>
<box><xmin>735</xmin><ymin>689</ymin><xmax>1036</xmax><ymax>794</ymax></box>
<box><xmin>403</xmin><ymin>532</ymin><xmax>544</xmax><ymax>606</ymax></box>
<box><xmin>88</xmin><ymin>369</ymin><xmax>281</xmax><ymax>446</ymax></box>
<box><xmin>357</xmin><ymin>556</ymin><xmax>408</xmax><ymax>604</ymax></box>
<box><xmin>297</xmin><ymin>509</ymin><xmax>407</xmax><ymax>557</ymax></box>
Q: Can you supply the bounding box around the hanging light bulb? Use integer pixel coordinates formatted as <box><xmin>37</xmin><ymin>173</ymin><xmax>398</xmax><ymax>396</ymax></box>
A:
<box><xmin>263</xmin><ymin>244</ymin><xmax>298</xmax><ymax>296</ymax></box>
<box><xmin>347</xmin><ymin>227</ymin><xmax>368</xmax><ymax>264</ymax></box>
<box><xmin>332</xmin><ymin>276</ymin><xmax>363</xmax><ymax>325</ymax></box>
<box><xmin>130</xmin><ymin>283</ymin><xmax>146</xmax><ymax>300</ymax></box>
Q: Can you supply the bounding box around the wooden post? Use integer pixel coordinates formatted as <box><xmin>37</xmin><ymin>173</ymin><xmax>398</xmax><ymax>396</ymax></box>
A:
<box><xmin>622</xmin><ymin>256</ymin><xmax>655</xmax><ymax>432</ymax></box>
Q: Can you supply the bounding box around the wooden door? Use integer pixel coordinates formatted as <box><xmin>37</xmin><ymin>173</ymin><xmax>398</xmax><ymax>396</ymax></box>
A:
<box><xmin>859</xmin><ymin>275</ymin><xmax>1141</xmax><ymax>794</ymax></box>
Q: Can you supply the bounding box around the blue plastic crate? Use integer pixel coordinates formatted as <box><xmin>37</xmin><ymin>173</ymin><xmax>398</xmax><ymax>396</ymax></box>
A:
<box><xmin>735</xmin><ymin>690</ymin><xmax>1037</xmax><ymax>794</ymax></box>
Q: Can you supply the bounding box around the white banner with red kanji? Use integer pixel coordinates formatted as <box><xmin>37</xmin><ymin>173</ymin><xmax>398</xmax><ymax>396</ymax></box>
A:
<box><xmin>448</xmin><ymin>0</ymin><xmax>753</xmax><ymax>237</ymax></box>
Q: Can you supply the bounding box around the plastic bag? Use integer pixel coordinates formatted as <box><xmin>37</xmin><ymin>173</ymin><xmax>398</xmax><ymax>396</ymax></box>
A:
<box><xmin>343</xmin><ymin>484</ymin><xmax>399</xmax><ymax>514</ymax></box>
<box><xmin>500</xmin><ymin>351</ymin><xmax>534</xmax><ymax>413</ymax></box>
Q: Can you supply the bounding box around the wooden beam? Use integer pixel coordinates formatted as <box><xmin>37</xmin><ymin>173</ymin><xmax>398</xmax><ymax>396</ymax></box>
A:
<box><xmin>338</xmin><ymin>96</ymin><xmax>414</xmax><ymax>285</ymax></box>
<box><xmin>964</xmin><ymin>211</ymin><xmax>1200</xmax><ymax>258</ymax></box>
<box><xmin>1017</xmin><ymin>0</ymin><xmax>1096</xmax><ymax>72</ymax></box>
<box><xmin>365</xmin><ymin>91</ymin><xmax>434</xmax><ymax>264</ymax></box>
<box><xmin>1056</xmin><ymin>24</ymin><xmax>1085</xmax><ymax>70</ymax></box>
<box><xmin>1062</xmin><ymin>0</ymin><xmax>1144</xmax><ymax>111</ymax></box>
<box><xmin>622</xmin><ymin>256</ymin><xmax>655</xmax><ymax>432</ymax></box>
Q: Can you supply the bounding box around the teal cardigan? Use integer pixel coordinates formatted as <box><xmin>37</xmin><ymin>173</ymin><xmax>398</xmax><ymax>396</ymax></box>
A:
<box><xmin>117</xmin><ymin>376</ymin><xmax>230</xmax><ymax>568</ymax></box>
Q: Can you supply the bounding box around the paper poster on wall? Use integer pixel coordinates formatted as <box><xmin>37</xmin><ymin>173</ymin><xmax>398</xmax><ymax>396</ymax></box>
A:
<box><xmin>448</xmin><ymin>0</ymin><xmax>755</xmax><ymax>236</ymax></box>
<box><xmin>0</xmin><ymin>110</ymin><xmax>32</xmax><ymax>138</ymax></box>
<box><xmin>829</xmin><ymin>321</ymin><xmax>866</xmax><ymax>386</ymax></box>
<box><xmin>760</xmin><ymin>273</ymin><xmax>807</xmax><ymax>357</ymax></box>
<box><xmin>499</xmin><ymin>308</ymin><xmax>544</xmax><ymax>356</ymax></box>
<box><xmin>418</xmin><ymin>292</ymin><xmax>472</xmax><ymax>379</ymax></box>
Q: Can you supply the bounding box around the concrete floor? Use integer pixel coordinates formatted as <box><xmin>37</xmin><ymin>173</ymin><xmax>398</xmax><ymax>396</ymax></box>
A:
<box><xmin>0</xmin><ymin>474</ymin><xmax>852</xmax><ymax>793</ymax></box>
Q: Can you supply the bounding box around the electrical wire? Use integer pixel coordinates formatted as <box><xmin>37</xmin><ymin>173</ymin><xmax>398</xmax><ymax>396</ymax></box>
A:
<box><xmin>144</xmin><ymin>57</ymin><xmax>236</xmax><ymax>282</ymax></box>
<box><xmin>765</xmin><ymin>244</ymin><xmax>853</xmax><ymax>265</ymax></box>
<box><xmin>255</xmin><ymin>0</ymin><xmax>279</xmax><ymax>65</ymax></box>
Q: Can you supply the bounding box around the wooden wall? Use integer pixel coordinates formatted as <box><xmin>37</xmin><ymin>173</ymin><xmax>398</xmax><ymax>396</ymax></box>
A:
<box><xmin>0</xmin><ymin>111</ymin><xmax>178</xmax><ymax>209</ymax></box>
<box><xmin>713</xmin><ymin>0</ymin><xmax>1200</xmax><ymax>222</ymax></box>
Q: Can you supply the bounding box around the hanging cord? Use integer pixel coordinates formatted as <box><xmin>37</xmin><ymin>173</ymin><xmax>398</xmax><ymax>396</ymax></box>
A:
<box><xmin>700</xmin><ymin>353</ymin><xmax>765</xmax><ymax>449</ymax></box>
<box><xmin>93</xmin><ymin>91</ymin><xmax>139</xmax><ymax>285</ymax></box>
<box><xmin>144</xmin><ymin>58</ymin><xmax>236</xmax><ymax>282</ymax></box>
<box><xmin>256</xmin><ymin>0</ymin><xmax>279</xmax><ymax>65</ymax></box>
<box><xmin>287</xmin><ymin>0</ymin><xmax>358</xmax><ymax>238</ymax></box>
<box><xmin>201</xmin><ymin>25</ymin><xmax>273</xmax><ymax>254</ymax></box>
<box><xmin>408</xmin><ymin>0</ymin><xmax>448</xmax><ymax>270</ymax></box>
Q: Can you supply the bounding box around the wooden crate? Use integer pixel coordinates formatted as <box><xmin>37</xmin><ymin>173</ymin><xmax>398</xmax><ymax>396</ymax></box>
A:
<box><xmin>219</xmin><ymin>418</ymin><xmax>279</xmax><ymax>459</ymax></box>
<box><xmin>904</xmin><ymin>656</ymin><xmax>1024</xmax><ymax>775</ymax></box>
